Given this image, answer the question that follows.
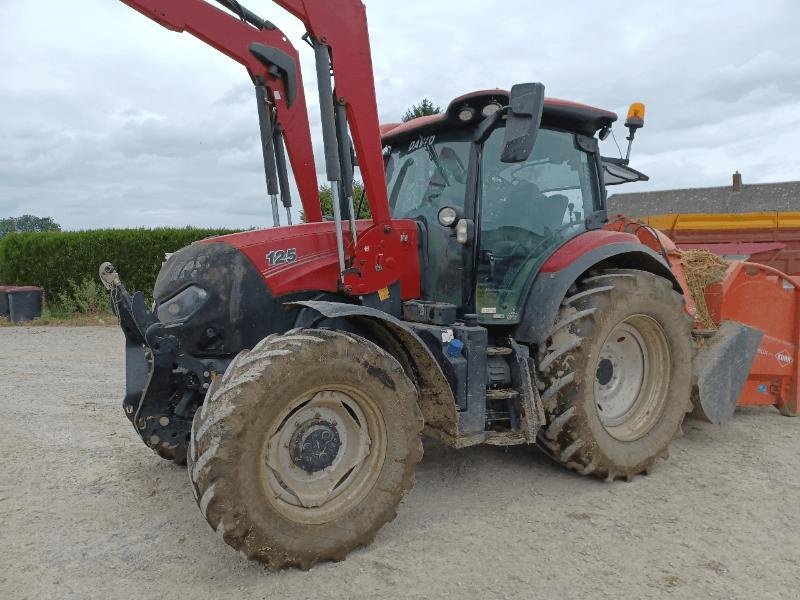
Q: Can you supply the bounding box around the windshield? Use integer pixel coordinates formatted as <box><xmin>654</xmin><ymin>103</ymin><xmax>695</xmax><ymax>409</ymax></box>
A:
<box><xmin>385</xmin><ymin>131</ymin><xmax>472</xmax><ymax>221</ymax></box>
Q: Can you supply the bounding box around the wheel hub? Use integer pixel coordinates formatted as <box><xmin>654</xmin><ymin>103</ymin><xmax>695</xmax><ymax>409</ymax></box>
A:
<box><xmin>596</xmin><ymin>358</ymin><xmax>614</xmax><ymax>386</ymax></box>
<box><xmin>594</xmin><ymin>315</ymin><xmax>671</xmax><ymax>442</ymax></box>
<box><xmin>263</xmin><ymin>388</ymin><xmax>386</xmax><ymax>523</ymax></box>
<box><xmin>290</xmin><ymin>419</ymin><xmax>342</xmax><ymax>473</ymax></box>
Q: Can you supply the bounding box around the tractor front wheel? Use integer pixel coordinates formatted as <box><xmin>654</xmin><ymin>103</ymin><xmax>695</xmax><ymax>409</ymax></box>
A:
<box><xmin>536</xmin><ymin>269</ymin><xmax>693</xmax><ymax>480</ymax></box>
<box><xmin>187</xmin><ymin>328</ymin><xmax>423</xmax><ymax>569</ymax></box>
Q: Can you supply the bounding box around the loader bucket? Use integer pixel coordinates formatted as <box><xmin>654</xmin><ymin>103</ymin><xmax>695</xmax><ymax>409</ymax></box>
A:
<box><xmin>693</xmin><ymin>322</ymin><xmax>763</xmax><ymax>424</ymax></box>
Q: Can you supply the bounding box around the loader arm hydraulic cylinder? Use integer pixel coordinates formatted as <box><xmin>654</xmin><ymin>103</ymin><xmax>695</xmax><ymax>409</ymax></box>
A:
<box><xmin>119</xmin><ymin>0</ymin><xmax>322</xmax><ymax>222</ymax></box>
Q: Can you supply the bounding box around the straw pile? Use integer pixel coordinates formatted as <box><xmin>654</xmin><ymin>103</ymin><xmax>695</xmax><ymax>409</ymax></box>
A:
<box><xmin>680</xmin><ymin>250</ymin><xmax>729</xmax><ymax>329</ymax></box>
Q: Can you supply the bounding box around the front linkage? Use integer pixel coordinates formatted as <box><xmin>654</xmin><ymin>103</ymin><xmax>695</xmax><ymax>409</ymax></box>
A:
<box><xmin>100</xmin><ymin>263</ymin><xmax>217</xmax><ymax>464</ymax></box>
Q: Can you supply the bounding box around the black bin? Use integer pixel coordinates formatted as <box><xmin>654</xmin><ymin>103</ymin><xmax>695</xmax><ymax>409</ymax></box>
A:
<box><xmin>8</xmin><ymin>286</ymin><xmax>43</xmax><ymax>323</ymax></box>
<box><xmin>0</xmin><ymin>285</ymin><xmax>11</xmax><ymax>318</ymax></box>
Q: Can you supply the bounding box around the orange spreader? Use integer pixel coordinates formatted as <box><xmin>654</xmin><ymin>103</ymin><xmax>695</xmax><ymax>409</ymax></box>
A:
<box><xmin>606</xmin><ymin>217</ymin><xmax>799</xmax><ymax>421</ymax></box>
<box><xmin>704</xmin><ymin>261</ymin><xmax>799</xmax><ymax>417</ymax></box>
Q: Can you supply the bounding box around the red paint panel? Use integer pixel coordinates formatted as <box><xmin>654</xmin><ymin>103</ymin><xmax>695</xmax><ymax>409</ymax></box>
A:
<box><xmin>342</xmin><ymin>224</ymin><xmax>421</xmax><ymax>299</ymax></box>
<box><xmin>540</xmin><ymin>230</ymin><xmax>640</xmax><ymax>273</ymax></box>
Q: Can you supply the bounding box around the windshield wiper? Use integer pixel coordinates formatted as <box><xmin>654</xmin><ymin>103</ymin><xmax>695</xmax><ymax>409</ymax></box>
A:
<box><xmin>425</xmin><ymin>145</ymin><xmax>451</xmax><ymax>187</ymax></box>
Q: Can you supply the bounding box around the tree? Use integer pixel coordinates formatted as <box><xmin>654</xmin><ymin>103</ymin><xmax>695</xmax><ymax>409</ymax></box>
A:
<box><xmin>401</xmin><ymin>98</ymin><xmax>442</xmax><ymax>123</ymax></box>
<box><xmin>0</xmin><ymin>215</ymin><xmax>61</xmax><ymax>238</ymax></box>
<box><xmin>300</xmin><ymin>182</ymin><xmax>371</xmax><ymax>223</ymax></box>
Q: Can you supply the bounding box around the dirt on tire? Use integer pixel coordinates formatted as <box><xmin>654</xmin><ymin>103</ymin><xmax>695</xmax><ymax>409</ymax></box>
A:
<box><xmin>187</xmin><ymin>328</ymin><xmax>424</xmax><ymax>570</ymax></box>
<box><xmin>535</xmin><ymin>269</ymin><xmax>693</xmax><ymax>480</ymax></box>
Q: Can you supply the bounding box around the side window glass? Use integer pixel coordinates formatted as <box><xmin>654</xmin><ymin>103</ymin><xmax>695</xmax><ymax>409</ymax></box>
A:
<box><xmin>386</xmin><ymin>135</ymin><xmax>470</xmax><ymax>221</ymax></box>
<box><xmin>384</xmin><ymin>132</ymin><xmax>471</xmax><ymax>305</ymax></box>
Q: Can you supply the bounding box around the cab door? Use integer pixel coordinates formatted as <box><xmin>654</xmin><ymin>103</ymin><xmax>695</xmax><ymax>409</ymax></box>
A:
<box><xmin>475</xmin><ymin>127</ymin><xmax>602</xmax><ymax>324</ymax></box>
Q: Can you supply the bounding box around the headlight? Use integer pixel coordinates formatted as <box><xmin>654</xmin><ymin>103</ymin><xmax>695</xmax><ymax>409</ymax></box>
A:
<box><xmin>482</xmin><ymin>102</ymin><xmax>502</xmax><ymax>117</ymax></box>
<box><xmin>157</xmin><ymin>285</ymin><xmax>208</xmax><ymax>324</ymax></box>
<box><xmin>457</xmin><ymin>106</ymin><xmax>476</xmax><ymax>122</ymax></box>
<box><xmin>438</xmin><ymin>206</ymin><xmax>459</xmax><ymax>228</ymax></box>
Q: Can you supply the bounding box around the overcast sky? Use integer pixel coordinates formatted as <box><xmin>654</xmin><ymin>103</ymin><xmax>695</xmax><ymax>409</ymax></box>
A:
<box><xmin>2</xmin><ymin>0</ymin><xmax>799</xmax><ymax>230</ymax></box>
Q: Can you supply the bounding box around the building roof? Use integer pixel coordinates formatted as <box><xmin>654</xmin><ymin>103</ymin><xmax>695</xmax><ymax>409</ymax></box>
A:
<box><xmin>608</xmin><ymin>179</ymin><xmax>800</xmax><ymax>217</ymax></box>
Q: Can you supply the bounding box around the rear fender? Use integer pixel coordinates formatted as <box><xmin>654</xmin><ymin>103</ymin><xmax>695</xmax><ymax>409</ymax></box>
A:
<box><xmin>288</xmin><ymin>301</ymin><xmax>459</xmax><ymax>440</ymax></box>
<box><xmin>515</xmin><ymin>240</ymin><xmax>681</xmax><ymax>347</ymax></box>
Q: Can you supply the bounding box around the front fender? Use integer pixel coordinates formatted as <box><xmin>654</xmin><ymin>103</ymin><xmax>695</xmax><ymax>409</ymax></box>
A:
<box><xmin>515</xmin><ymin>240</ymin><xmax>681</xmax><ymax>347</ymax></box>
<box><xmin>287</xmin><ymin>301</ymin><xmax>460</xmax><ymax>439</ymax></box>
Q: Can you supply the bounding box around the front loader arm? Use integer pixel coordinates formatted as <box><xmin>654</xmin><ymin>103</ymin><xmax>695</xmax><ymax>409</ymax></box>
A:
<box><xmin>121</xmin><ymin>0</ymin><xmax>412</xmax><ymax>295</ymax></box>
<box><xmin>273</xmin><ymin>0</ymin><xmax>392</xmax><ymax>226</ymax></box>
<box><xmin>120</xmin><ymin>0</ymin><xmax>322</xmax><ymax>222</ymax></box>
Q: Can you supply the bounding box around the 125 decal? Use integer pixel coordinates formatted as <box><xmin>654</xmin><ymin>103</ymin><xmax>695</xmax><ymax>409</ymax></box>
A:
<box><xmin>266</xmin><ymin>248</ymin><xmax>298</xmax><ymax>266</ymax></box>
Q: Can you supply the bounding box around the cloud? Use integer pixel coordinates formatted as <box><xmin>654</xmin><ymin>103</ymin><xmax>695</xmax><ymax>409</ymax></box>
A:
<box><xmin>1</xmin><ymin>0</ymin><xmax>799</xmax><ymax>228</ymax></box>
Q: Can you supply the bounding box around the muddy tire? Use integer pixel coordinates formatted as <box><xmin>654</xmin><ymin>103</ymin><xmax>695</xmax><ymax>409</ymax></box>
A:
<box><xmin>187</xmin><ymin>328</ymin><xmax>423</xmax><ymax>570</ymax></box>
<box><xmin>535</xmin><ymin>269</ymin><xmax>693</xmax><ymax>480</ymax></box>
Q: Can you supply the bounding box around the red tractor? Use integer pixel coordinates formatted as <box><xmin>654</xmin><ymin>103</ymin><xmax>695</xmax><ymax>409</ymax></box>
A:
<box><xmin>102</xmin><ymin>0</ymin><xmax>762</xmax><ymax>569</ymax></box>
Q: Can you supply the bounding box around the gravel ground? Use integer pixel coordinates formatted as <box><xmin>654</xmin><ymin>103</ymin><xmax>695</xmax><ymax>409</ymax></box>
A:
<box><xmin>1</xmin><ymin>326</ymin><xmax>799</xmax><ymax>599</ymax></box>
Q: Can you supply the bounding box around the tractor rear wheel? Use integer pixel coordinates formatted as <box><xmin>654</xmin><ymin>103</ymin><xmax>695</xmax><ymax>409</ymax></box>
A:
<box><xmin>535</xmin><ymin>269</ymin><xmax>692</xmax><ymax>480</ymax></box>
<box><xmin>187</xmin><ymin>328</ymin><xmax>423</xmax><ymax>569</ymax></box>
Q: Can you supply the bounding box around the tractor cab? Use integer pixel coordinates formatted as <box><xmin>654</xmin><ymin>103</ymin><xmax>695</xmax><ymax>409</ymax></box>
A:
<box><xmin>381</xmin><ymin>90</ymin><xmax>617</xmax><ymax>324</ymax></box>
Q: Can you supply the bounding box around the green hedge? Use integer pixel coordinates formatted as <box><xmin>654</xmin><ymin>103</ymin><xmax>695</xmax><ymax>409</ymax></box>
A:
<box><xmin>0</xmin><ymin>228</ymin><xmax>239</xmax><ymax>301</ymax></box>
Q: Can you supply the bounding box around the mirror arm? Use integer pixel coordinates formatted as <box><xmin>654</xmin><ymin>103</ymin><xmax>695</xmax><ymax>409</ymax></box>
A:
<box><xmin>472</xmin><ymin>106</ymin><xmax>508</xmax><ymax>143</ymax></box>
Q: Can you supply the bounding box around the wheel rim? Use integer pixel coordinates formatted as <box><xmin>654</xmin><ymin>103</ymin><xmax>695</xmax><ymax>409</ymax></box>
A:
<box><xmin>593</xmin><ymin>315</ymin><xmax>671</xmax><ymax>442</ymax></box>
<box><xmin>262</xmin><ymin>386</ymin><xmax>387</xmax><ymax>524</ymax></box>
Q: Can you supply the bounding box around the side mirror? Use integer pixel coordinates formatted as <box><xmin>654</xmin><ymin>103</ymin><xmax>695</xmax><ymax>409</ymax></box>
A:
<box><xmin>501</xmin><ymin>82</ymin><xmax>545</xmax><ymax>163</ymax></box>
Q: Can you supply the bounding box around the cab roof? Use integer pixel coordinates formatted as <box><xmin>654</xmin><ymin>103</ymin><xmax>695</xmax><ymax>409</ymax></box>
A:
<box><xmin>381</xmin><ymin>89</ymin><xmax>618</xmax><ymax>143</ymax></box>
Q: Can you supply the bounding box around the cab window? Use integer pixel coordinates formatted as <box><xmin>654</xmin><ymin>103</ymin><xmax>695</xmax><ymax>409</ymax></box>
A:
<box><xmin>385</xmin><ymin>131</ymin><xmax>472</xmax><ymax>305</ymax></box>
<box><xmin>385</xmin><ymin>131</ymin><xmax>471</xmax><ymax>221</ymax></box>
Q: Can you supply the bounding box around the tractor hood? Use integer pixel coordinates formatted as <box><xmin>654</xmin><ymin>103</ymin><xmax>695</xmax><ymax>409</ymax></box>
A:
<box><xmin>201</xmin><ymin>221</ymin><xmax>373</xmax><ymax>298</ymax></box>
<box><xmin>152</xmin><ymin>221</ymin><xmax>379</xmax><ymax>356</ymax></box>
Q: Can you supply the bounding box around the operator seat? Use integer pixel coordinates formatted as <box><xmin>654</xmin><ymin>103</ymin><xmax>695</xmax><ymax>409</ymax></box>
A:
<box><xmin>537</xmin><ymin>193</ymin><xmax>570</xmax><ymax>232</ymax></box>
